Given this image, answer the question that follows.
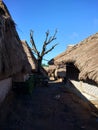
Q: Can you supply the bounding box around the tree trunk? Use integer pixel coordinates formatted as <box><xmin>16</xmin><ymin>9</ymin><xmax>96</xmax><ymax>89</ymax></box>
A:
<box><xmin>37</xmin><ymin>57</ymin><xmax>42</xmax><ymax>73</ymax></box>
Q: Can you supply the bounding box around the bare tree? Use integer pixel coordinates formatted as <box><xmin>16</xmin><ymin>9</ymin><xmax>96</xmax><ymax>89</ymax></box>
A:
<box><xmin>30</xmin><ymin>29</ymin><xmax>58</xmax><ymax>73</ymax></box>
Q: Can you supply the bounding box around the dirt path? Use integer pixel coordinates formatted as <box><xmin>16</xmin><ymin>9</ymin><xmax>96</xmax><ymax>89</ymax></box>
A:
<box><xmin>0</xmin><ymin>80</ymin><xmax>98</xmax><ymax>130</ymax></box>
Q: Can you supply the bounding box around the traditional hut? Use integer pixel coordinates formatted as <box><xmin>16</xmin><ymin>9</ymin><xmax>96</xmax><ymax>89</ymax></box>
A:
<box><xmin>49</xmin><ymin>32</ymin><xmax>98</xmax><ymax>108</ymax></box>
<box><xmin>0</xmin><ymin>1</ymin><xmax>33</xmax><ymax>102</ymax></box>
<box><xmin>12</xmin><ymin>40</ymin><xmax>38</xmax><ymax>82</ymax></box>
<box><xmin>49</xmin><ymin>33</ymin><xmax>98</xmax><ymax>84</ymax></box>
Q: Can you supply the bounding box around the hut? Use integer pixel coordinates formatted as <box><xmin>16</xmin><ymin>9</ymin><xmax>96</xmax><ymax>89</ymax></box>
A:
<box><xmin>12</xmin><ymin>40</ymin><xmax>38</xmax><ymax>82</ymax></box>
<box><xmin>49</xmin><ymin>32</ymin><xmax>98</xmax><ymax>108</ymax></box>
<box><xmin>0</xmin><ymin>1</ymin><xmax>33</xmax><ymax>102</ymax></box>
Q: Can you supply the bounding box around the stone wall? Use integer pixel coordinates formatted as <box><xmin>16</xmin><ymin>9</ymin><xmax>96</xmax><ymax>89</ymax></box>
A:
<box><xmin>69</xmin><ymin>80</ymin><xmax>98</xmax><ymax>108</ymax></box>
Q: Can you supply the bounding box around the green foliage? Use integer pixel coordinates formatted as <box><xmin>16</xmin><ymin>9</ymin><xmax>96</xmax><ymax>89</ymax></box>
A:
<box><xmin>25</xmin><ymin>75</ymin><xmax>36</xmax><ymax>94</ymax></box>
<box><xmin>42</xmin><ymin>63</ymin><xmax>49</xmax><ymax>67</ymax></box>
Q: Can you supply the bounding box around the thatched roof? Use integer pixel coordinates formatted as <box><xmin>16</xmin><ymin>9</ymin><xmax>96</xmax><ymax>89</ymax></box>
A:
<box><xmin>49</xmin><ymin>33</ymin><xmax>98</xmax><ymax>84</ymax></box>
<box><xmin>21</xmin><ymin>41</ymin><xmax>37</xmax><ymax>72</ymax></box>
<box><xmin>0</xmin><ymin>1</ymin><xmax>32</xmax><ymax>80</ymax></box>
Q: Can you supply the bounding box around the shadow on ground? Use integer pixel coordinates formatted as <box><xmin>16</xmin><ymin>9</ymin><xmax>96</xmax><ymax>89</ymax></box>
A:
<box><xmin>0</xmin><ymin>80</ymin><xmax>98</xmax><ymax>130</ymax></box>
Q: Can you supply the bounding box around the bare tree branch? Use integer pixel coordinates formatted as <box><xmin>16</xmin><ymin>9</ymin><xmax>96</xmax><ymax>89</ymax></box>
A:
<box><xmin>30</xmin><ymin>30</ymin><xmax>39</xmax><ymax>55</ymax></box>
<box><xmin>45</xmin><ymin>29</ymin><xmax>57</xmax><ymax>45</ymax></box>
<box><xmin>41</xmin><ymin>29</ymin><xmax>57</xmax><ymax>57</ymax></box>
<box><xmin>44</xmin><ymin>43</ymin><xmax>58</xmax><ymax>56</ymax></box>
<box><xmin>44</xmin><ymin>30</ymin><xmax>49</xmax><ymax>43</ymax></box>
<box><xmin>29</xmin><ymin>29</ymin><xmax>58</xmax><ymax>73</ymax></box>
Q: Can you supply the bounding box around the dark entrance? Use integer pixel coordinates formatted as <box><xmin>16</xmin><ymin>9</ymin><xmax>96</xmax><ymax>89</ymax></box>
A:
<box><xmin>66</xmin><ymin>62</ymin><xmax>80</xmax><ymax>81</ymax></box>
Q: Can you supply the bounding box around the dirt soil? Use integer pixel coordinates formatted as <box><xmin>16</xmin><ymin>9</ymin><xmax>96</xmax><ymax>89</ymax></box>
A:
<box><xmin>0</xmin><ymin>80</ymin><xmax>98</xmax><ymax>130</ymax></box>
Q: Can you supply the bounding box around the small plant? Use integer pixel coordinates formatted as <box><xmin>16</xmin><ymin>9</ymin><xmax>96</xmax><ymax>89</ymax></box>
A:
<box><xmin>25</xmin><ymin>75</ymin><xmax>36</xmax><ymax>94</ymax></box>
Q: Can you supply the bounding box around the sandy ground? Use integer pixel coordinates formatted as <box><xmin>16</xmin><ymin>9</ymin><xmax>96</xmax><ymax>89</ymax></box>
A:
<box><xmin>0</xmin><ymin>80</ymin><xmax>98</xmax><ymax>130</ymax></box>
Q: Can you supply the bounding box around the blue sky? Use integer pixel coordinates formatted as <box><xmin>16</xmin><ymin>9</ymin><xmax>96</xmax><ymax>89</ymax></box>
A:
<box><xmin>3</xmin><ymin>0</ymin><xmax>98</xmax><ymax>64</ymax></box>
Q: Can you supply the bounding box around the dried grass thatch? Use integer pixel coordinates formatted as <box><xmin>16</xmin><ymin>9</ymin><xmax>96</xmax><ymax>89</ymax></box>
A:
<box><xmin>49</xmin><ymin>33</ymin><xmax>98</xmax><ymax>84</ymax></box>
<box><xmin>0</xmin><ymin>1</ymin><xmax>32</xmax><ymax>80</ymax></box>
<box><xmin>21</xmin><ymin>41</ymin><xmax>37</xmax><ymax>72</ymax></box>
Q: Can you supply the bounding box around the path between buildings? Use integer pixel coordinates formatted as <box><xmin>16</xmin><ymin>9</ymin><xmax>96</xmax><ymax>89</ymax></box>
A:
<box><xmin>0</xmin><ymin>80</ymin><xmax>98</xmax><ymax>130</ymax></box>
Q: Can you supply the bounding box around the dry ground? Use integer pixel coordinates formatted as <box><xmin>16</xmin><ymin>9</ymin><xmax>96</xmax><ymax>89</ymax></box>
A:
<box><xmin>0</xmin><ymin>80</ymin><xmax>98</xmax><ymax>130</ymax></box>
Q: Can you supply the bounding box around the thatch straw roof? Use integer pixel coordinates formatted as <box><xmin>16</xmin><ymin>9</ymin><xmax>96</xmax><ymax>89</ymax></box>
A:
<box><xmin>0</xmin><ymin>1</ymin><xmax>32</xmax><ymax>80</ymax></box>
<box><xmin>49</xmin><ymin>33</ymin><xmax>98</xmax><ymax>84</ymax></box>
<box><xmin>21</xmin><ymin>41</ymin><xmax>37</xmax><ymax>72</ymax></box>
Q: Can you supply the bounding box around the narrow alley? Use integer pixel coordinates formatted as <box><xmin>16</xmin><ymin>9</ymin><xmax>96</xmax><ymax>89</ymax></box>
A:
<box><xmin>0</xmin><ymin>80</ymin><xmax>98</xmax><ymax>130</ymax></box>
